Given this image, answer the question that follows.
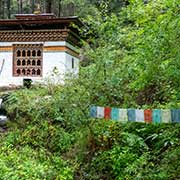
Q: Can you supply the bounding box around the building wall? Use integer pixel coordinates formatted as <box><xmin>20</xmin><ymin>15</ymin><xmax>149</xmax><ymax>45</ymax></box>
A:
<box><xmin>65</xmin><ymin>53</ymin><xmax>79</xmax><ymax>75</ymax></box>
<box><xmin>0</xmin><ymin>41</ymin><xmax>79</xmax><ymax>87</ymax></box>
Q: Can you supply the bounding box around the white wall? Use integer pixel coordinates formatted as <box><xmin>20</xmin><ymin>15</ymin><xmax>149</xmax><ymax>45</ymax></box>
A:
<box><xmin>0</xmin><ymin>51</ymin><xmax>43</xmax><ymax>87</ymax></box>
<box><xmin>65</xmin><ymin>53</ymin><xmax>79</xmax><ymax>75</ymax></box>
<box><xmin>0</xmin><ymin>41</ymin><xmax>80</xmax><ymax>87</ymax></box>
<box><xmin>42</xmin><ymin>52</ymin><xmax>66</xmax><ymax>84</ymax></box>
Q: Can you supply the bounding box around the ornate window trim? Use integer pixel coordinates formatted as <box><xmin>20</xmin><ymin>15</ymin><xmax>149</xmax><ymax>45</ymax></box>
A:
<box><xmin>13</xmin><ymin>44</ymin><xmax>43</xmax><ymax>77</ymax></box>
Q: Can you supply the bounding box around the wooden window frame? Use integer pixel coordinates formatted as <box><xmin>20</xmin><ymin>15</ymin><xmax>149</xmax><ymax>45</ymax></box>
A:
<box><xmin>13</xmin><ymin>44</ymin><xmax>43</xmax><ymax>77</ymax></box>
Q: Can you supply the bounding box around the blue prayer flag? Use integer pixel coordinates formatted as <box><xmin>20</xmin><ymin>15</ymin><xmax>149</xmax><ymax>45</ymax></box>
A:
<box><xmin>152</xmin><ymin>109</ymin><xmax>161</xmax><ymax>123</ymax></box>
<box><xmin>135</xmin><ymin>109</ymin><xmax>144</xmax><ymax>122</ymax></box>
<box><xmin>171</xmin><ymin>109</ymin><xmax>180</xmax><ymax>123</ymax></box>
<box><xmin>90</xmin><ymin>106</ymin><xmax>97</xmax><ymax>118</ymax></box>
<box><xmin>111</xmin><ymin>108</ymin><xmax>119</xmax><ymax>121</ymax></box>
<box><xmin>128</xmin><ymin>109</ymin><xmax>136</xmax><ymax>122</ymax></box>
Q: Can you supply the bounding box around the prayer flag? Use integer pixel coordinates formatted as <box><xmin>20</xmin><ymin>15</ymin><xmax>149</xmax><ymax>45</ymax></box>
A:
<box><xmin>97</xmin><ymin>106</ymin><xmax>104</xmax><ymax>118</ymax></box>
<box><xmin>135</xmin><ymin>109</ymin><xmax>144</xmax><ymax>122</ymax></box>
<box><xmin>144</xmin><ymin>109</ymin><xmax>152</xmax><ymax>123</ymax></box>
<box><xmin>104</xmin><ymin>107</ymin><xmax>111</xmax><ymax>120</ymax></box>
<box><xmin>119</xmin><ymin>109</ymin><xmax>128</xmax><ymax>122</ymax></box>
<box><xmin>90</xmin><ymin>106</ymin><xmax>97</xmax><ymax>118</ymax></box>
<box><xmin>161</xmin><ymin>109</ymin><xmax>171</xmax><ymax>123</ymax></box>
<box><xmin>152</xmin><ymin>109</ymin><xmax>161</xmax><ymax>123</ymax></box>
<box><xmin>128</xmin><ymin>109</ymin><xmax>136</xmax><ymax>122</ymax></box>
<box><xmin>111</xmin><ymin>108</ymin><xmax>119</xmax><ymax>121</ymax></box>
<box><xmin>171</xmin><ymin>109</ymin><xmax>180</xmax><ymax>123</ymax></box>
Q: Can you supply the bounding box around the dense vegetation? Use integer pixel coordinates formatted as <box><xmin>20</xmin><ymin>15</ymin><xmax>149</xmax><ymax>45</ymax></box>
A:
<box><xmin>1</xmin><ymin>87</ymin><xmax>180</xmax><ymax>179</ymax></box>
<box><xmin>0</xmin><ymin>0</ymin><xmax>180</xmax><ymax>179</ymax></box>
<box><xmin>0</xmin><ymin>0</ymin><xmax>128</xmax><ymax>19</ymax></box>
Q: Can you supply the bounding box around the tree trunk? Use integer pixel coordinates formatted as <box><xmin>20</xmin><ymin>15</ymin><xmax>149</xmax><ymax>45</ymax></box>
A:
<box><xmin>46</xmin><ymin>0</ymin><xmax>52</xmax><ymax>13</ymax></box>
<box><xmin>17</xmin><ymin>0</ymin><xmax>23</xmax><ymax>14</ymax></box>
<box><xmin>31</xmin><ymin>0</ymin><xmax>35</xmax><ymax>13</ymax></box>
<box><xmin>0</xmin><ymin>0</ymin><xmax>2</xmax><ymax>19</ymax></box>
<box><xmin>20</xmin><ymin>0</ymin><xmax>23</xmax><ymax>14</ymax></box>
<box><xmin>2</xmin><ymin>0</ymin><xmax>5</xmax><ymax>18</ymax></box>
<box><xmin>7</xmin><ymin>0</ymin><xmax>11</xmax><ymax>18</ymax></box>
<box><xmin>58</xmin><ymin>0</ymin><xmax>61</xmax><ymax>17</ymax></box>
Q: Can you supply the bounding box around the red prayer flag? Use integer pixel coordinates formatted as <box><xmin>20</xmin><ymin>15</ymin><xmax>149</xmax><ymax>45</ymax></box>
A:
<box><xmin>104</xmin><ymin>107</ymin><xmax>111</xmax><ymax>120</ymax></box>
<box><xmin>144</xmin><ymin>109</ymin><xmax>152</xmax><ymax>123</ymax></box>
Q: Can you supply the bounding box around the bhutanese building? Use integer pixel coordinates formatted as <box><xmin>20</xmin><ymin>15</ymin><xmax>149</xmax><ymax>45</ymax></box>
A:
<box><xmin>0</xmin><ymin>13</ymin><xmax>82</xmax><ymax>87</ymax></box>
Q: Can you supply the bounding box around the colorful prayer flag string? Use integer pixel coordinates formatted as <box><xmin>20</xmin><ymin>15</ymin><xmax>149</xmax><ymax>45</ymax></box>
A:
<box><xmin>90</xmin><ymin>106</ymin><xmax>180</xmax><ymax>123</ymax></box>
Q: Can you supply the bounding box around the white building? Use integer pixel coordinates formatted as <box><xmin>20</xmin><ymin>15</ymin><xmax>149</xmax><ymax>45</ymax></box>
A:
<box><xmin>0</xmin><ymin>14</ymin><xmax>81</xmax><ymax>87</ymax></box>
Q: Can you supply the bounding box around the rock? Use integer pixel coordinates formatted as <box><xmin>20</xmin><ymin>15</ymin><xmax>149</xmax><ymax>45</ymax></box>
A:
<box><xmin>0</xmin><ymin>115</ymin><xmax>8</xmax><ymax>126</ymax></box>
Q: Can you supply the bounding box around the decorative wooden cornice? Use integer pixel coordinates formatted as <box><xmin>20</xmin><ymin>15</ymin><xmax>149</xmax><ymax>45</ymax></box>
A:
<box><xmin>0</xmin><ymin>15</ymin><xmax>82</xmax><ymax>47</ymax></box>
<box><xmin>0</xmin><ymin>29</ymin><xmax>80</xmax><ymax>47</ymax></box>
<box><xmin>0</xmin><ymin>16</ymin><xmax>82</xmax><ymax>27</ymax></box>
<box><xmin>0</xmin><ymin>30</ymin><xmax>68</xmax><ymax>42</ymax></box>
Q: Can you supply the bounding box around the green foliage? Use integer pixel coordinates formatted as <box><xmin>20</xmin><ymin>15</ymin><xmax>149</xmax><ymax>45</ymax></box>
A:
<box><xmin>2</xmin><ymin>87</ymin><xmax>180</xmax><ymax>179</ymax></box>
<box><xmin>0</xmin><ymin>145</ymin><xmax>73</xmax><ymax>180</ymax></box>
<box><xmin>77</xmin><ymin>121</ymin><xmax>180</xmax><ymax>180</ymax></box>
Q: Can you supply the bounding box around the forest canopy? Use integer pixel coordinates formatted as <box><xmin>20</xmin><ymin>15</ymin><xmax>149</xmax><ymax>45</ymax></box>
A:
<box><xmin>0</xmin><ymin>0</ymin><xmax>129</xmax><ymax>18</ymax></box>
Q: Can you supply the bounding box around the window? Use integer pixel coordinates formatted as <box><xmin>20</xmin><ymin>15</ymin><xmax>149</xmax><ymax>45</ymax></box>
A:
<box><xmin>22</xmin><ymin>60</ymin><xmax>26</xmax><ymax>66</ymax></box>
<box><xmin>17</xmin><ymin>59</ymin><xmax>21</xmax><ymax>66</ymax></box>
<box><xmin>13</xmin><ymin>44</ymin><xmax>43</xmax><ymax>77</ymax></box>
<box><xmin>32</xmin><ymin>69</ymin><xmax>36</xmax><ymax>75</ymax></box>
<box><xmin>17</xmin><ymin>69</ymin><xmax>21</xmax><ymax>75</ymax></box>
<box><xmin>22</xmin><ymin>50</ymin><xmax>26</xmax><ymax>57</ymax></box>
<box><xmin>37</xmin><ymin>69</ymin><xmax>41</xmax><ymax>75</ymax></box>
<box><xmin>37</xmin><ymin>50</ymin><xmax>41</xmax><ymax>56</ymax></box>
<box><xmin>37</xmin><ymin>60</ymin><xmax>41</xmax><ymax>66</ymax></box>
<box><xmin>17</xmin><ymin>50</ymin><xmax>21</xmax><ymax>57</ymax></box>
<box><xmin>32</xmin><ymin>60</ymin><xmax>36</xmax><ymax>66</ymax></box>
<box><xmin>72</xmin><ymin>58</ymin><xmax>75</xmax><ymax>69</ymax></box>
<box><xmin>32</xmin><ymin>50</ymin><xmax>36</xmax><ymax>57</ymax></box>
<box><xmin>27</xmin><ymin>50</ymin><xmax>31</xmax><ymax>57</ymax></box>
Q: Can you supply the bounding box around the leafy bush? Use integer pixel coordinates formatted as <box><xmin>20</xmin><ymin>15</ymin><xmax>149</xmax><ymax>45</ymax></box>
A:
<box><xmin>0</xmin><ymin>145</ymin><xmax>73</xmax><ymax>180</ymax></box>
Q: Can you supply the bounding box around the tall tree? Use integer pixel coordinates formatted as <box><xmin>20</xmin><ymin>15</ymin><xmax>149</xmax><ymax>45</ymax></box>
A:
<box><xmin>58</xmin><ymin>0</ymin><xmax>61</xmax><ymax>17</ymax></box>
<box><xmin>1</xmin><ymin>0</ymin><xmax>5</xmax><ymax>18</ymax></box>
<box><xmin>0</xmin><ymin>0</ymin><xmax>3</xmax><ymax>18</ymax></box>
<box><xmin>7</xmin><ymin>0</ymin><xmax>11</xmax><ymax>18</ymax></box>
<box><xmin>16</xmin><ymin>0</ymin><xmax>24</xmax><ymax>14</ymax></box>
<box><xmin>46</xmin><ymin>0</ymin><xmax>52</xmax><ymax>13</ymax></box>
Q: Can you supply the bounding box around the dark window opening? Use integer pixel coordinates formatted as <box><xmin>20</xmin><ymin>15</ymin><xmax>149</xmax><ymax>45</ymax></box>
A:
<box><xmin>27</xmin><ymin>60</ymin><xmax>31</xmax><ymax>66</ymax></box>
<box><xmin>17</xmin><ymin>69</ymin><xmax>21</xmax><ymax>75</ymax></box>
<box><xmin>37</xmin><ymin>50</ymin><xmax>41</xmax><ymax>56</ymax></box>
<box><xmin>17</xmin><ymin>50</ymin><xmax>21</xmax><ymax>57</ymax></box>
<box><xmin>22</xmin><ymin>60</ymin><xmax>26</xmax><ymax>66</ymax></box>
<box><xmin>72</xmin><ymin>58</ymin><xmax>75</xmax><ymax>69</ymax></box>
<box><xmin>27</xmin><ymin>69</ymin><xmax>31</xmax><ymax>75</ymax></box>
<box><xmin>22</xmin><ymin>69</ymin><xmax>26</xmax><ymax>75</ymax></box>
<box><xmin>32</xmin><ymin>69</ymin><xmax>36</xmax><ymax>75</ymax></box>
<box><xmin>37</xmin><ymin>69</ymin><xmax>41</xmax><ymax>75</ymax></box>
<box><xmin>17</xmin><ymin>59</ymin><xmax>21</xmax><ymax>66</ymax></box>
<box><xmin>32</xmin><ymin>60</ymin><xmax>36</xmax><ymax>66</ymax></box>
<box><xmin>32</xmin><ymin>50</ymin><xmax>36</xmax><ymax>57</ymax></box>
<box><xmin>27</xmin><ymin>50</ymin><xmax>31</xmax><ymax>56</ymax></box>
<box><xmin>37</xmin><ymin>60</ymin><xmax>41</xmax><ymax>66</ymax></box>
<box><xmin>22</xmin><ymin>50</ymin><xmax>26</xmax><ymax>57</ymax></box>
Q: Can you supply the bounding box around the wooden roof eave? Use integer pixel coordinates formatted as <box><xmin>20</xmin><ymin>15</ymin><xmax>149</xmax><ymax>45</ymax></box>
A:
<box><xmin>0</xmin><ymin>17</ymin><xmax>83</xmax><ymax>27</ymax></box>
